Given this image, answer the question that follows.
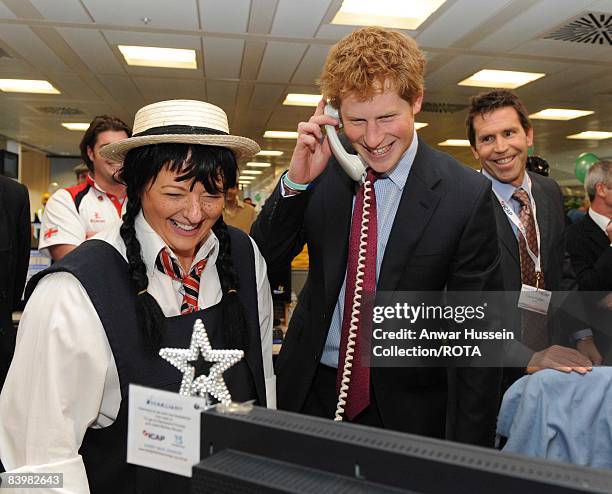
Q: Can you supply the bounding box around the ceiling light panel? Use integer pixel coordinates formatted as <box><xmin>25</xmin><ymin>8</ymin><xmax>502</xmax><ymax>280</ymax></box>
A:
<box><xmin>241</xmin><ymin>170</ymin><xmax>263</xmax><ymax>175</ymax></box>
<box><xmin>264</xmin><ymin>131</ymin><xmax>299</xmax><ymax>139</ymax></box>
<box><xmin>529</xmin><ymin>109</ymin><xmax>594</xmax><ymax>121</ymax></box>
<box><xmin>0</xmin><ymin>79</ymin><xmax>60</xmax><ymax>94</ymax></box>
<box><xmin>246</xmin><ymin>162</ymin><xmax>272</xmax><ymax>167</ymax></box>
<box><xmin>332</xmin><ymin>0</ymin><xmax>447</xmax><ymax>30</ymax></box>
<box><xmin>458</xmin><ymin>69</ymin><xmax>545</xmax><ymax>89</ymax></box>
<box><xmin>118</xmin><ymin>45</ymin><xmax>197</xmax><ymax>69</ymax></box>
<box><xmin>61</xmin><ymin>123</ymin><xmax>89</xmax><ymax>131</ymax></box>
<box><xmin>257</xmin><ymin>150</ymin><xmax>284</xmax><ymax>156</ymax></box>
<box><xmin>567</xmin><ymin>131</ymin><xmax>612</xmax><ymax>140</ymax></box>
<box><xmin>283</xmin><ymin>93</ymin><xmax>322</xmax><ymax>106</ymax></box>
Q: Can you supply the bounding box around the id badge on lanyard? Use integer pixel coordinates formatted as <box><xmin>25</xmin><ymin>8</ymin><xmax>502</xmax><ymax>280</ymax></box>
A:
<box><xmin>493</xmin><ymin>178</ymin><xmax>551</xmax><ymax>315</ymax></box>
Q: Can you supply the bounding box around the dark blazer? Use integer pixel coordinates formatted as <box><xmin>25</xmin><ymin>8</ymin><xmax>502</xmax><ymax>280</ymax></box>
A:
<box><xmin>566</xmin><ymin>212</ymin><xmax>612</xmax><ymax>291</ymax></box>
<box><xmin>252</xmin><ymin>138</ymin><xmax>503</xmax><ymax>447</ymax></box>
<box><xmin>492</xmin><ymin>172</ymin><xmax>580</xmax><ymax>366</ymax></box>
<box><xmin>566</xmin><ymin>211</ymin><xmax>612</xmax><ymax>361</ymax></box>
<box><xmin>0</xmin><ymin>176</ymin><xmax>30</xmax><ymax>391</ymax></box>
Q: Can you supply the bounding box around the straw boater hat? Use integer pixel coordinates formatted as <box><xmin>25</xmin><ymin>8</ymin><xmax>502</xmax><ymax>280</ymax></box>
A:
<box><xmin>100</xmin><ymin>99</ymin><xmax>260</xmax><ymax>162</ymax></box>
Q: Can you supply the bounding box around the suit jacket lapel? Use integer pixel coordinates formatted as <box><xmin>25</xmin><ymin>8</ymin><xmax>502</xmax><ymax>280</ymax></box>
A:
<box><xmin>493</xmin><ymin>199</ymin><xmax>520</xmax><ymax>264</ymax></box>
<box><xmin>378</xmin><ymin>140</ymin><xmax>442</xmax><ymax>292</ymax></box>
<box><xmin>321</xmin><ymin>160</ymin><xmax>355</xmax><ymax>311</ymax></box>
<box><xmin>530</xmin><ymin>174</ymin><xmax>551</xmax><ymax>273</ymax></box>
<box><xmin>584</xmin><ymin>213</ymin><xmax>610</xmax><ymax>249</ymax></box>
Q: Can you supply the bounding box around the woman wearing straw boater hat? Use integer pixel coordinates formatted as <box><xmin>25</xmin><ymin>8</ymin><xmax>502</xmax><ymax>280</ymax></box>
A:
<box><xmin>0</xmin><ymin>100</ymin><xmax>276</xmax><ymax>493</ymax></box>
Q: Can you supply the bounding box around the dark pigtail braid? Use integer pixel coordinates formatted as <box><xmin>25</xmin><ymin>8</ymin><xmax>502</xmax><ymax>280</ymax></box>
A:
<box><xmin>212</xmin><ymin>219</ymin><xmax>249</xmax><ymax>350</ymax></box>
<box><xmin>120</xmin><ymin>191</ymin><xmax>166</xmax><ymax>351</ymax></box>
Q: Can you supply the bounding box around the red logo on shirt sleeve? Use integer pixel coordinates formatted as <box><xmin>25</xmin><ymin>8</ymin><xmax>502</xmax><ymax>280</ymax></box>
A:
<box><xmin>44</xmin><ymin>227</ymin><xmax>59</xmax><ymax>239</ymax></box>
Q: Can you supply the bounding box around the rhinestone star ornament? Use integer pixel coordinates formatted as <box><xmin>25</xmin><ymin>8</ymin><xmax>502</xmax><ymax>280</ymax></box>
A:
<box><xmin>159</xmin><ymin>319</ymin><xmax>244</xmax><ymax>405</ymax></box>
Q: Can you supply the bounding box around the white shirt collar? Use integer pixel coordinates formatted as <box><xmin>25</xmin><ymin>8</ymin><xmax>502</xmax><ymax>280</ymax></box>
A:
<box><xmin>589</xmin><ymin>207</ymin><xmax>611</xmax><ymax>234</ymax></box>
<box><xmin>135</xmin><ymin>211</ymin><xmax>219</xmax><ymax>273</ymax></box>
<box><xmin>482</xmin><ymin>169</ymin><xmax>531</xmax><ymax>203</ymax></box>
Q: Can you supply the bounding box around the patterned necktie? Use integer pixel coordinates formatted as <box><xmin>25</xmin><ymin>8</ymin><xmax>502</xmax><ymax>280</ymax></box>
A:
<box><xmin>512</xmin><ymin>188</ymin><xmax>548</xmax><ymax>350</ymax></box>
<box><xmin>155</xmin><ymin>248</ymin><xmax>208</xmax><ymax>314</ymax></box>
<box><xmin>336</xmin><ymin>169</ymin><xmax>379</xmax><ymax>420</ymax></box>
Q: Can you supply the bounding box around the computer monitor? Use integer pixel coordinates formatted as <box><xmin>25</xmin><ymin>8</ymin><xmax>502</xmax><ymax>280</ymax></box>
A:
<box><xmin>193</xmin><ymin>406</ymin><xmax>612</xmax><ymax>494</ymax></box>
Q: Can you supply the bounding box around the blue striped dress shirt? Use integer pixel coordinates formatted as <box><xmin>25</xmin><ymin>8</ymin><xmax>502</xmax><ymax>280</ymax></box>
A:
<box><xmin>321</xmin><ymin>131</ymin><xmax>419</xmax><ymax>367</ymax></box>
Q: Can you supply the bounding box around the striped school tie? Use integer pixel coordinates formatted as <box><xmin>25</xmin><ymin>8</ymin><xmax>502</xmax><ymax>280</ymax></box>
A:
<box><xmin>155</xmin><ymin>248</ymin><xmax>208</xmax><ymax>314</ymax></box>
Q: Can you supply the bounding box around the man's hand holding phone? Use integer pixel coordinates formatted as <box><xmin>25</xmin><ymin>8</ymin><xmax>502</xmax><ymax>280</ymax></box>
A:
<box><xmin>287</xmin><ymin>99</ymin><xmax>337</xmax><ymax>185</ymax></box>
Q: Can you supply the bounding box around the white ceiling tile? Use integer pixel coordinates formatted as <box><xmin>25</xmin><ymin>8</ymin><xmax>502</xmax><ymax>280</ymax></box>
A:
<box><xmin>199</xmin><ymin>0</ymin><xmax>250</xmax><ymax>33</ymax></box>
<box><xmin>258</xmin><ymin>41</ymin><xmax>307</xmax><ymax>82</ymax></box>
<box><xmin>271</xmin><ymin>0</ymin><xmax>330</xmax><ymax>37</ymax></box>
<box><xmin>510</xmin><ymin>38</ymin><xmax>612</xmax><ymax>62</ymax></box>
<box><xmin>0</xmin><ymin>2</ymin><xmax>16</xmax><ymax>18</ymax></box>
<box><xmin>97</xmin><ymin>75</ymin><xmax>144</xmax><ymax>103</ymax></box>
<box><xmin>83</xmin><ymin>0</ymin><xmax>199</xmax><ymax>30</ymax></box>
<box><xmin>425</xmin><ymin>55</ymin><xmax>494</xmax><ymax>92</ymax></box>
<box><xmin>417</xmin><ymin>0</ymin><xmax>513</xmax><ymax>48</ymax></box>
<box><xmin>472</xmin><ymin>0</ymin><xmax>596</xmax><ymax>51</ymax></box>
<box><xmin>30</xmin><ymin>0</ymin><xmax>92</xmax><ymax>22</ymax></box>
<box><xmin>0</xmin><ymin>25</ymin><xmax>69</xmax><ymax>71</ymax></box>
<box><xmin>588</xmin><ymin>0</ymin><xmax>612</xmax><ymax>10</ymax></box>
<box><xmin>206</xmin><ymin>80</ymin><xmax>238</xmax><ymax>110</ymax></box>
<box><xmin>203</xmin><ymin>37</ymin><xmax>244</xmax><ymax>79</ymax></box>
<box><xmin>250</xmin><ymin>84</ymin><xmax>284</xmax><ymax>109</ymax></box>
<box><xmin>102</xmin><ymin>30</ymin><xmax>201</xmax><ymax>49</ymax></box>
<box><xmin>134</xmin><ymin>77</ymin><xmax>207</xmax><ymax>102</ymax></box>
<box><xmin>57</xmin><ymin>28</ymin><xmax>124</xmax><ymax>74</ymax></box>
<box><xmin>315</xmin><ymin>24</ymin><xmax>355</xmax><ymax>40</ymax></box>
<box><xmin>46</xmin><ymin>72</ymin><xmax>102</xmax><ymax>100</ymax></box>
<box><xmin>291</xmin><ymin>44</ymin><xmax>329</xmax><ymax>85</ymax></box>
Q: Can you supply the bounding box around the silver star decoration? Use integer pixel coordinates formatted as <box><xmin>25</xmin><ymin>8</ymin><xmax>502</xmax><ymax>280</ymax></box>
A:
<box><xmin>159</xmin><ymin>319</ymin><xmax>244</xmax><ymax>405</ymax></box>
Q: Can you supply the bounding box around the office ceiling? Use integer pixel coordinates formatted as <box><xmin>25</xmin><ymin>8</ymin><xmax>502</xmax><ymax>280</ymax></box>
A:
<box><xmin>0</xmin><ymin>0</ymin><xmax>611</xmax><ymax>189</ymax></box>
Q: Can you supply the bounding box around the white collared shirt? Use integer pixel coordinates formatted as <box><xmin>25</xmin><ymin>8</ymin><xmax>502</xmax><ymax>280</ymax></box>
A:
<box><xmin>0</xmin><ymin>212</ymin><xmax>275</xmax><ymax>494</ymax></box>
<box><xmin>39</xmin><ymin>175</ymin><xmax>126</xmax><ymax>257</ymax></box>
<box><xmin>589</xmin><ymin>208</ymin><xmax>612</xmax><ymax>246</ymax></box>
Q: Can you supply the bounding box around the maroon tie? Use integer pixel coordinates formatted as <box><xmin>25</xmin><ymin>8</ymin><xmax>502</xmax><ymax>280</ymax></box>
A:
<box><xmin>336</xmin><ymin>169</ymin><xmax>379</xmax><ymax>420</ymax></box>
<box><xmin>512</xmin><ymin>188</ymin><xmax>548</xmax><ymax>351</ymax></box>
<box><xmin>155</xmin><ymin>248</ymin><xmax>208</xmax><ymax>314</ymax></box>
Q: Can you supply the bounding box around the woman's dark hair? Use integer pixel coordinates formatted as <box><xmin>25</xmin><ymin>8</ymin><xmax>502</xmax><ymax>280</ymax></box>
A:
<box><xmin>118</xmin><ymin>143</ymin><xmax>247</xmax><ymax>352</ymax></box>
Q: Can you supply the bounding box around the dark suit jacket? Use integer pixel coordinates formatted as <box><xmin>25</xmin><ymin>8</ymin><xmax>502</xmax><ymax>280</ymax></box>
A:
<box><xmin>566</xmin><ymin>211</ymin><xmax>612</xmax><ymax>361</ymax></box>
<box><xmin>493</xmin><ymin>172</ymin><xmax>580</xmax><ymax>367</ymax></box>
<box><xmin>252</xmin><ymin>138</ymin><xmax>503</xmax><ymax>447</ymax></box>
<box><xmin>566</xmin><ymin>212</ymin><xmax>612</xmax><ymax>291</ymax></box>
<box><xmin>0</xmin><ymin>175</ymin><xmax>30</xmax><ymax>391</ymax></box>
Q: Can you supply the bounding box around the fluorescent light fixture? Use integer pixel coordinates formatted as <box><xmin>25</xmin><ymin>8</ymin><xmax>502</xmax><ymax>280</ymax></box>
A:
<box><xmin>567</xmin><ymin>131</ymin><xmax>612</xmax><ymax>140</ymax></box>
<box><xmin>458</xmin><ymin>70</ymin><xmax>545</xmax><ymax>89</ymax></box>
<box><xmin>246</xmin><ymin>162</ymin><xmax>272</xmax><ymax>168</ymax></box>
<box><xmin>241</xmin><ymin>170</ymin><xmax>263</xmax><ymax>175</ymax></box>
<box><xmin>238</xmin><ymin>175</ymin><xmax>254</xmax><ymax>179</ymax></box>
<box><xmin>264</xmin><ymin>131</ymin><xmax>299</xmax><ymax>139</ymax></box>
<box><xmin>283</xmin><ymin>94</ymin><xmax>322</xmax><ymax>106</ymax></box>
<box><xmin>62</xmin><ymin>122</ymin><xmax>90</xmax><ymax>131</ymax></box>
<box><xmin>331</xmin><ymin>0</ymin><xmax>446</xmax><ymax>30</ymax></box>
<box><xmin>257</xmin><ymin>150</ymin><xmax>284</xmax><ymax>156</ymax></box>
<box><xmin>118</xmin><ymin>45</ymin><xmax>197</xmax><ymax>69</ymax></box>
<box><xmin>414</xmin><ymin>122</ymin><xmax>428</xmax><ymax>130</ymax></box>
<box><xmin>0</xmin><ymin>79</ymin><xmax>60</xmax><ymax>94</ymax></box>
<box><xmin>530</xmin><ymin>109</ymin><xmax>594</xmax><ymax>121</ymax></box>
<box><xmin>438</xmin><ymin>139</ymin><xmax>471</xmax><ymax>147</ymax></box>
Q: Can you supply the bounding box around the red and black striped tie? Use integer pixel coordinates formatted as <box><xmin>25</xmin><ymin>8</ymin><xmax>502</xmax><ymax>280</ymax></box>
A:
<box><xmin>155</xmin><ymin>248</ymin><xmax>208</xmax><ymax>314</ymax></box>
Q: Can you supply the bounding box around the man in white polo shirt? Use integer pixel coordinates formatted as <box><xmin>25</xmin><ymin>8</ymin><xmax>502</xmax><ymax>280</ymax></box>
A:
<box><xmin>40</xmin><ymin>115</ymin><xmax>131</xmax><ymax>261</ymax></box>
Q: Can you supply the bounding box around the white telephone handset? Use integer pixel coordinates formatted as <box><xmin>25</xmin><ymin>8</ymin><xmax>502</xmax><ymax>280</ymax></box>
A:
<box><xmin>323</xmin><ymin>104</ymin><xmax>373</xmax><ymax>422</ymax></box>
<box><xmin>324</xmin><ymin>104</ymin><xmax>367</xmax><ymax>184</ymax></box>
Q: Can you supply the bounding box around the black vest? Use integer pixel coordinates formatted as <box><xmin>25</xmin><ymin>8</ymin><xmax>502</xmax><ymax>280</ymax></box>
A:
<box><xmin>26</xmin><ymin>227</ymin><xmax>266</xmax><ymax>494</ymax></box>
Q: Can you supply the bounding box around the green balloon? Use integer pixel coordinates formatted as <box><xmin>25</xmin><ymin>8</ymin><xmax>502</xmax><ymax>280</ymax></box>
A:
<box><xmin>574</xmin><ymin>152</ymin><xmax>599</xmax><ymax>183</ymax></box>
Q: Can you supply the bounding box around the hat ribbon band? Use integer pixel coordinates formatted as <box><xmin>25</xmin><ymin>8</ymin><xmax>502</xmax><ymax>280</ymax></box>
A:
<box><xmin>132</xmin><ymin>124</ymin><xmax>229</xmax><ymax>138</ymax></box>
